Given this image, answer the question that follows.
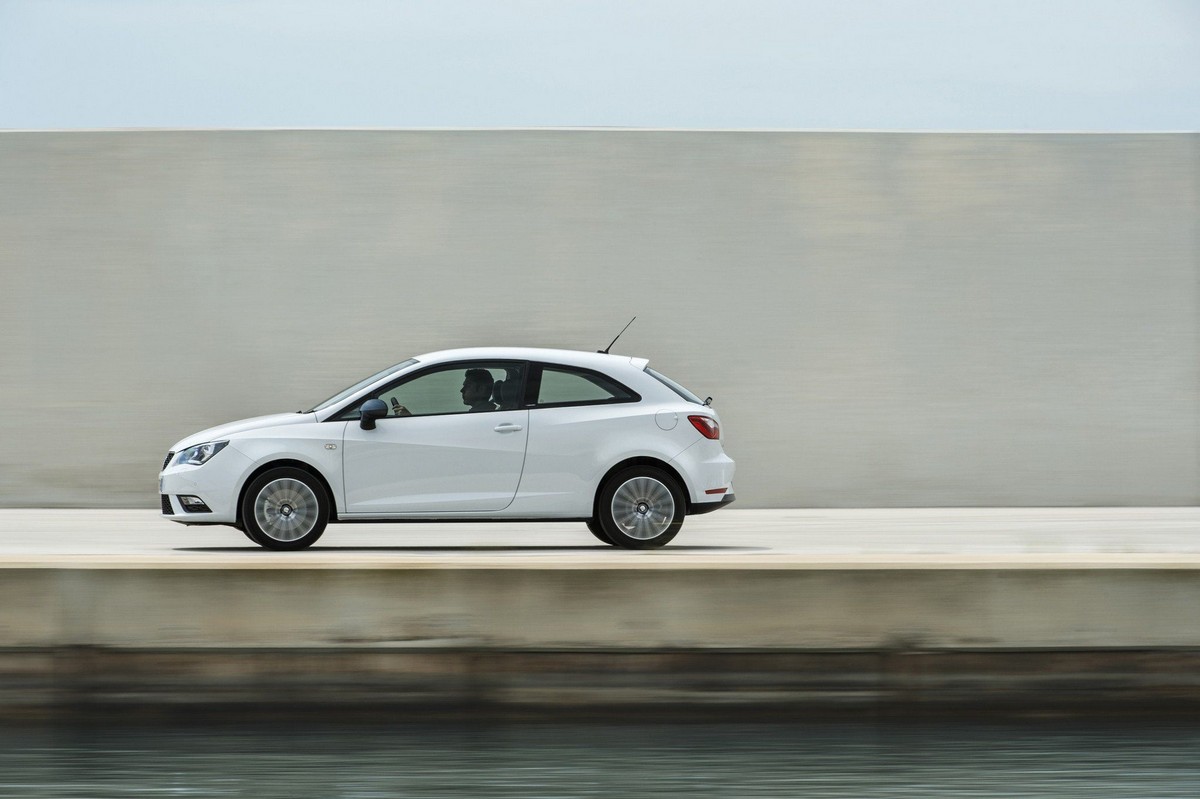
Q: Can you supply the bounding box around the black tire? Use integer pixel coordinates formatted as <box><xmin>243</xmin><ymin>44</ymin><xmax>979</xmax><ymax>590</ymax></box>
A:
<box><xmin>597</xmin><ymin>466</ymin><xmax>685</xmax><ymax>549</ymax></box>
<box><xmin>240</xmin><ymin>467</ymin><xmax>329</xmax><ymax>551</ymax></box>
<box><xmin>586</xmin><ymin>519</ymin><xmax>615</xmax><ymax>546</ymax></box>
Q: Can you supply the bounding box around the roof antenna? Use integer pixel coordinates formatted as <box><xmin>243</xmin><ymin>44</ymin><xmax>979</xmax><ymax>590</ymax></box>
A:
<box><xmin>599</xmin><ymin>316</ymin><xmax>637</xmax><ymax>354</ymax></box>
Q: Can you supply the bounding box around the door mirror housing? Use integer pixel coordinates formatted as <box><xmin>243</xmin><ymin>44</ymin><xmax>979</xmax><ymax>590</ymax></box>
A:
<box><xmin>359</xmin><ymin>398</ymin><xmax>389</xmax><ymax>430</ymax></box>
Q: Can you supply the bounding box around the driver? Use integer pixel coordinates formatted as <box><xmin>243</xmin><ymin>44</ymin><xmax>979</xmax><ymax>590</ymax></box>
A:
<box><xmin>460</xmin><ymin>368</ymin><xmax>497</xmax><ymax>412</ymax></box>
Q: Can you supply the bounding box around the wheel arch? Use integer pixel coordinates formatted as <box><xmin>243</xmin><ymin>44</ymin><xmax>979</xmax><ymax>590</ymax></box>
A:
<box><xmin>592</xmin><ymin>456</ymin><xmax>689</xmax><ymax>520</ymax></box>
<box><xmin>236</xmin><ymin>459</ymin><xmax>340</xmax><ymax>526</ymax></box>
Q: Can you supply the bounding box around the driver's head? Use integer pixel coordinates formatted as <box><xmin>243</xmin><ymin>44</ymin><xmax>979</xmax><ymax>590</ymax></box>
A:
<box><xmin>461</xmin><ymin>369</ymin><xmax>494</xmax><ymax>408</ymax></box>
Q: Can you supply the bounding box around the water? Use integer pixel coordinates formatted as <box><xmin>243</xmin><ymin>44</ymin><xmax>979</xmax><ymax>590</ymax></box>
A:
<box><xmin>1</xmin><ymin>719</ymin><xmax>1198</xmax><ymax>798</ymax></box>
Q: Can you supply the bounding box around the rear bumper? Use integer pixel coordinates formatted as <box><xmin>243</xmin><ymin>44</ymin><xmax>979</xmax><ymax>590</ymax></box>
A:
<box><xmin>669</xmin><ymin>438</ymin><xmax>735</xmax><ymax>505</ymax></box>
<box><xmin>688</xmin><ymin>492</ymin><xmax>735</xmax><ymax>515</ymax></box>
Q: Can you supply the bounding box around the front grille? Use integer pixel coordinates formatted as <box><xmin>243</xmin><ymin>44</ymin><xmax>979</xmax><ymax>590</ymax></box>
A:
<box><xmin>162</xmin><ymin>452</ymin><xmax>175</xmax><ymax>471</ymax></box>
<box><xmin>160</xmin><ymin>494</ymin><xmax>174</xmax><ymax>515</ymax></box>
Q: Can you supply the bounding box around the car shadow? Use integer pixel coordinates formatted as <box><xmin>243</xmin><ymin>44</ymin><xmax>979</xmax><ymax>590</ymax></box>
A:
<box><xmin>174</xmin><ymin>545</ymin><xmax>769</xmax><ymax>553</ymax></box>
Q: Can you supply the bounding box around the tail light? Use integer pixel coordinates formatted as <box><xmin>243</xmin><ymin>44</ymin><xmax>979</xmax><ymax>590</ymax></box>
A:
<box><xmin>688</xmin><ymin>415</ymin><xmax>720</xmax><ymax>440</ymax></box>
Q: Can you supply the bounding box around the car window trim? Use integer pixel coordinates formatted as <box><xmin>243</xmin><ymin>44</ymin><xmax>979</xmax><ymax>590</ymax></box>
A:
<box><xmin>333</xmin><ymin>359</ymin><xmax>532</xmax><ymax>420</ymax></box>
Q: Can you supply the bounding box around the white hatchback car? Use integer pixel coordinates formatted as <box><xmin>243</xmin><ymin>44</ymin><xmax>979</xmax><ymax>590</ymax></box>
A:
<box><xmin>160</xmin><ymin>347</ymin><xmax>735</xmax><ymax>550</ymax></box>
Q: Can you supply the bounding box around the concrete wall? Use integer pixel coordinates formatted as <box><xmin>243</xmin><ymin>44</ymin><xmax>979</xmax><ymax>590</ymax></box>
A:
<box><xmin>1</xmin><ymin>130</ymin><xmax>1197</xmax><ymax>508</ymax></box>
<box><xmin>6</xmin><ymin>564</ymin><xmax>1200</xmax><ymax>651</ymax></box>
<box><xmin>5</xmin><ymin>563</ymin><xmax>1200</xmax><ymax>711</ymax></box>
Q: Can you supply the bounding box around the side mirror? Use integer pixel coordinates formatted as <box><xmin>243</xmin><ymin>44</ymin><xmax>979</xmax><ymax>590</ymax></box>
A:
<box><xmin>359</xmin><ymin>398</ymin><xmax>389</xmax><ymax>430</ymax></box>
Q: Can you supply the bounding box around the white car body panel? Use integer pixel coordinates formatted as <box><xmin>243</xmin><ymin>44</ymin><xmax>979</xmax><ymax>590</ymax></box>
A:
<box><xmin>509</xmin><ymin>403</ymin><xmax>692</xmax><ymax>517</ymax></box>
<box><xmin>173</xmin><ymin>412</ymin><xmax>313</xmax><ymax>452</ymax></box>
<box><xmin>669</xmin><ymin>437</ymin><xmax>737</xmax><ymax>502</ymax></box>
<box><xmin>230</xmin><ymin>419</ymin><xmax>349</xmax><ymax>492</ymax></box>
<box><xmin>342</xmin><ymin>409</ymin><xmax>529</xmax><ymax>514</ymax></box>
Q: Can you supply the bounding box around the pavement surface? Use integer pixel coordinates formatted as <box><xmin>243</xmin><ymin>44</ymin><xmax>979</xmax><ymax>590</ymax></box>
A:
<box><xmin>2</xmin><ymin>508</ymin><xmax>1199</xmax><ymax>568</ymax></box>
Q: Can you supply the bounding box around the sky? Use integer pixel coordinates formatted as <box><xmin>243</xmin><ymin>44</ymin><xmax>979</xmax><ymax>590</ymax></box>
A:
<box><xmin>1</xmin><ymin>0</ymin><xmax>1198</xmax><ymax>130</ymax></box>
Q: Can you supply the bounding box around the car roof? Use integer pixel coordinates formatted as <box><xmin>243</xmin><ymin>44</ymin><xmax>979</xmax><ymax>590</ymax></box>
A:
<box><xmin>413</xmin><ymin>347</ymin><xmax>650</xmax><ymax>372</ymax></box>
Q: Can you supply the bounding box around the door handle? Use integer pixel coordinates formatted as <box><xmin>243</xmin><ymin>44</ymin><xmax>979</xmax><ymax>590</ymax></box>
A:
<box><xmin>493</xmin><ymin>423</ymin><xmax>523</xmax><ymax>433</ymax></box>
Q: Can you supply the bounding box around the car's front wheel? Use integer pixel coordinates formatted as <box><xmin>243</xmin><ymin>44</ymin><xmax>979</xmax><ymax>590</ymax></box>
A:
<box><xmin>597</xmin><ymin>466</ymin><xmax>684</xmax><ymax>549</ymax></box>
<box><xmin>241</xmin><ymin>467</ymin><xmax>329</xmax><ymax>550</ymax></box>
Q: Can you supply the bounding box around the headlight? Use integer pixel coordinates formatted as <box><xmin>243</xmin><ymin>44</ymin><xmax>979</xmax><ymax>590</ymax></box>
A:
<box><xmin>174</xmin><ymin>441</ymin><xmax>229</xmax><ymax>466</ymax></box>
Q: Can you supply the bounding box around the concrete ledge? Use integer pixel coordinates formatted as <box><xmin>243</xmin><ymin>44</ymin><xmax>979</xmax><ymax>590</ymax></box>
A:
<box><xmin>3</xmin><ymin>565</ymin><xmax>1200</xmax><ymax>649</ymax></box>
<box><xmin>4</xmin><ymin>561</ymin><xmax>1200</xmax><ymax>712</ymax></box>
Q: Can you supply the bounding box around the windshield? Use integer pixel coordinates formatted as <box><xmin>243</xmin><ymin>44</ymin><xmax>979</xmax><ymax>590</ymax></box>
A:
<box><xmin>305</xmin><ymin>359</ymin><xmax>419</xmax><ymax>413</ymax></box>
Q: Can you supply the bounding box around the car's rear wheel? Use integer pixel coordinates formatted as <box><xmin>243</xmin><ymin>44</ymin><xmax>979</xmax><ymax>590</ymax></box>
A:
<box><xmin>586</xmin><ymin>519</ymin><xmax>614</xmax><ymax>545</ymax></box>
<box><xmin>241</xmin><ymin>467</ymin><xmax>329</xmax><ymax>550</ymax></box>
<box><xmin>598</xmin><ymin>466</ymin><xmax>684</xmax><ymax>549</ymax></box>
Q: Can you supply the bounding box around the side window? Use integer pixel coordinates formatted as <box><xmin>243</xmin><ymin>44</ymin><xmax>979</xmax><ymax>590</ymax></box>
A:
<box><xmin>535</xmin><ymin>366</ymin><xmax>637</xmax><ymax>407</ymax></box>
<box><xmin>381</xmin><ymin>369</ymin><xmax>467</xmax><ymax>416</ymax></box>
<box><xmin>370</xmin><ymin>363</ymin><xmax>526</xmax><ymax>417</ymax></box>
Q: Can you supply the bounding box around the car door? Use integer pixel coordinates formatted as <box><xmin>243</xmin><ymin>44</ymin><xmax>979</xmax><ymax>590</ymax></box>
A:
<box><xmin>341</xmin><ymin>362</ymin><xmax>529</xmax><ymax>514</ymax></box>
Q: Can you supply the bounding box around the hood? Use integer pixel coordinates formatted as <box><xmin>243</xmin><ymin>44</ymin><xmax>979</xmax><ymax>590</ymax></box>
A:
<box><xmin>171</xmin><ymin>412</ymin><xmax>314</xmax><ymax>451</ymax></box>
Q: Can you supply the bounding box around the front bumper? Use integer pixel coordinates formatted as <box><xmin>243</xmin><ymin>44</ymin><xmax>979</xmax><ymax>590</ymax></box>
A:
<box><xmin>159</xmin><ymin>449</ymin><xmax>249</xmax><ymax>525</ymax></box>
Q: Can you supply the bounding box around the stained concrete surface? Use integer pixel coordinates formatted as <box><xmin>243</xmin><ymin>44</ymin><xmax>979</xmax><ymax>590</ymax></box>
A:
<box><xmin>3</xmin><ymin>131</ymin><xmax>1198</xmax><ymax>508</ymax></box>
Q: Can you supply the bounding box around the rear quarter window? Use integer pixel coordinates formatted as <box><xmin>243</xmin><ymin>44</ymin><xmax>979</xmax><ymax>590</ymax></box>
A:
<box><xmin>533</xmin><ymin>365</ymin><xmax>639</xmax><ymax>407</ymax></box>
